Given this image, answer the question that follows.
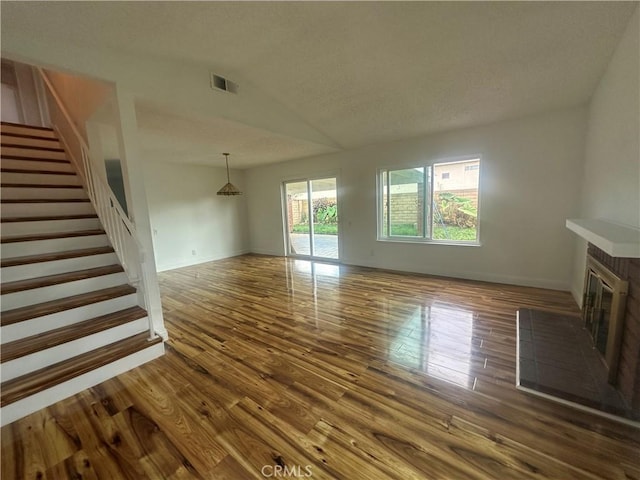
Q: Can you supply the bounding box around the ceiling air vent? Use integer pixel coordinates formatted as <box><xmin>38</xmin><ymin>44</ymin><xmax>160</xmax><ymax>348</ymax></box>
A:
<box><xmin>210</xmin><ymin>73</ymin><xmax>237</xmax><ymax>94</ymax></box>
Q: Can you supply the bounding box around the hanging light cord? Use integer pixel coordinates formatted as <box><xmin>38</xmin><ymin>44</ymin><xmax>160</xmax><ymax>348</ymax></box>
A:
<box><xmin>224</xmin><ymin>153</ymin><xmax>231</xmax><ymax>183</ymax></box>
<box><xmin>217</xmin><ymin>152</ymin><xmax>242</xmax><ymax>195</ymax></box>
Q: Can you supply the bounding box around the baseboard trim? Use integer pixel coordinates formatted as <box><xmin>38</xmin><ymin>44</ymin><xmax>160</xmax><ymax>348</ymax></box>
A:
<box><xmin>156</xmin><ymin>250</ymin><xmax>250</xmax><ymax>272</ymax></box>
<box><xmin>341</xmin><ymin>257</ymin><xmax>571</xmax><ymax>291</ymax></box>
<box><xmin>244</xmin><ymin>251</ymin><xmax>572</xmax><ymax>292</ymax></box>
<box><xmin>247</xmin><ymin>248</ymin><xmax>282</xmax><ymax>257</ymax></box>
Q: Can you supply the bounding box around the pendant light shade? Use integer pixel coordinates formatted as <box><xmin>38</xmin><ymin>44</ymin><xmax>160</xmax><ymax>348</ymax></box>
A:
<box><xmin>217</xmin><ymin>153</ymin><xmax>242</xmax><ymax>196</ymax></box>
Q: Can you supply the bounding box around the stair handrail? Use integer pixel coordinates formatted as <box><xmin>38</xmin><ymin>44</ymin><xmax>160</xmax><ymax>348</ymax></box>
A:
<box><xmin>37</xmin><ymin>70</ymin><xmax>139</xmax><ymax>247</ymax></box>
<box><xmin>37</xmin><ymin>68</ymin><xmax>156</xmax><ymax>340</ymax></box>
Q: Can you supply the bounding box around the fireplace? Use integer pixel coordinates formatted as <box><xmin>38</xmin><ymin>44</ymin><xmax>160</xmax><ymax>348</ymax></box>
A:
<box><xmin>587</xmin><ymin>244</ymin><xmax>640</xmax><ymax>412</ymax></box>
<box><xmin>566</xmin><ymin>218</ymin><xmax>640</xmax><ymax>413</ymax></box>
<box><xmin>582</xmin><ymin>254</ymin><xmax>628</xmax><ymax>383</ymax></box>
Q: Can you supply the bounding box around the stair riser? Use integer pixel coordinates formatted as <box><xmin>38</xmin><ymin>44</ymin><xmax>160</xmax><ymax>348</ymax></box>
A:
<box><xmin>1</xmin><ymin>271</ymin><xmax>128</xmax><ymax>311</ymax></box>
<box><xmin>1</xmin><ymin>217</ymin><xmax>101</xmax><ymax>238</ymax></box>
<box><xmin>1</xmin><ymin>234</ymin><xmax>109</xmax><ymax>258</ymax></box>
<box><xmin>1</xmin><ymin>202</ymin><xmax>94</xmax><ymax>218</ymax></box>
<box><xmin>1</xmin><ymin>318</ymin><xmax>149</xmax><ymax>382</ymax></box>
<box><xmin>1</xmin><ymin>252</ymin><xmax>119</xmax><ymax>283</ymax></box>
<box><xmin>1</xmin><ymin>293</ymin><xmax>139</xmax><ymax>343</ymax></box>
<box><xmin>0</xmin><ymin>342</ymin><xmax>164</xmax><ymax>426</ymax></box>
<box><xmin>0</xmin><ymin>172</ymin><xmax>81</xmax><ymax>185</ymax></box>
<box><xmin>1</xmin><ymin>146</ymin><xmax>67</xmax><ymax>161</ymax></box>
<box><xmin>1</xmin><ymin>187</ymin><xmax>87</xmax><ymax>200</ymax></box>
<box><xmin>0</xmin><ymin>136</ymin><xmax>61</xmax><ymax>149</ymax></box>
<box><xmin>0</xmin><ymin>125</ymin><xmax>56</xmax><ymax>138</ymax></box>
<box><xmin>1</xmin><ymin>158</ymin><xmax>73</xmax><ymax>172</ymax></box>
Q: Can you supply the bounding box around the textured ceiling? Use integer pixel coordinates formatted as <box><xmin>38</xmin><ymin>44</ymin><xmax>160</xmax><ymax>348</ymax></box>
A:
<box><xmin>1</xmin><ymin>2</ymin><xmax>636</xmax><ymax>168</ymax></box>
<box><xmin>134</xmin><ymin>102</ymin><xmax>337</xmax><ymax>168</ymax></box>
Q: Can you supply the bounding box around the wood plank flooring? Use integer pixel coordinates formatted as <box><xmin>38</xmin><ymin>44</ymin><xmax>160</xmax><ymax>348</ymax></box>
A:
<box><xmin>2</xmin><ymin>254</ymin><xmax>639</xmax><ymax>479</ymax></box>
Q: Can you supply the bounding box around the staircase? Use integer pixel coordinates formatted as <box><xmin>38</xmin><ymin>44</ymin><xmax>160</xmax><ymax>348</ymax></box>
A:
<box><xmin>0</xmin><ymin>121</ymin><xmax>164</xmax><ymax>426</ymax></box>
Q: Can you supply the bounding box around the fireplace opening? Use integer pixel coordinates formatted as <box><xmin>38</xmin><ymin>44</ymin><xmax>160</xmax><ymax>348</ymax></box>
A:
<box><xmin>583</xmin><ymin>255</ymin><xmax>628</xmax><ymax>383</ymax></box>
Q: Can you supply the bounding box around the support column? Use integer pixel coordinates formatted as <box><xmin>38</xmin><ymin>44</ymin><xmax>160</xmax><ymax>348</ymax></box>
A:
<box><xmin>111</xmin><ymin>86</ymin><xmax>167</xmax><ymax>340</ymax></box>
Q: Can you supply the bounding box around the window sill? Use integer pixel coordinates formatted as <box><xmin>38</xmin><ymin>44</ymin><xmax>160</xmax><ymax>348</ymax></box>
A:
<box><xmin>377</xmin><ymin>237</ymin><xmax>481</xmax><ymax>247</ymax></box>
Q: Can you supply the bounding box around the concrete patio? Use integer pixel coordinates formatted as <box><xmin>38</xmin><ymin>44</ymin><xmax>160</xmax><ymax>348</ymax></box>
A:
<box><xmin>289</xmin><ymin>233</ymin><xmax>339</xmax><ymax>259</ymax></box>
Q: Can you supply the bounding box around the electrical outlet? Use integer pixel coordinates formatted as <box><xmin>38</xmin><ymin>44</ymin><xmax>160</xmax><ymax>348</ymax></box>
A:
<box><xmin>192</xmin><ymin>249</ymin><xmax>197</xmax><ymax>256</ymax></box>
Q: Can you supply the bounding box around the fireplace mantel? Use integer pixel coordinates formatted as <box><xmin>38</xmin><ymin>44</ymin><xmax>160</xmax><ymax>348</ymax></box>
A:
<box><xmin>566</xmin><ymin>219</ymin><xmax>640</xmax><ymax>258</ymax></box>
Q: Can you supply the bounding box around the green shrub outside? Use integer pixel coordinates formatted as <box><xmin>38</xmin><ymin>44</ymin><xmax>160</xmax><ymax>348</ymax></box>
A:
<box><xmin>291</xmin><ymin>222</ymin><xmax>475</xmax><ymax>239</ymax></box>
<box><xmin>389</xmin><ymin>223</ymin><xmax>476</xmax><ymax>241</ymax></box>
<box><xmin>291</xmin><ymin>224</ymin><xmax>338</xmax><ymax>235</ymax></box>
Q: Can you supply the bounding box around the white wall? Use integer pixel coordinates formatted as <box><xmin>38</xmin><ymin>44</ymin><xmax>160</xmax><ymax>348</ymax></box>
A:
<box><xmin>144</xmin><ymin>160</ymin><xmax>250</xmax><ymax>271</ymax></box>
<box><xmin>1</xmin><ymin>83</ymin><xmax>21</xmax><ymax>123</ymax></box>
<box><xmin>1</xmin><ymin>61</ymin><xmax>47</xmax><ymax>126</ymax></box>
<box><xmin>45</xmin><ymin>69</ymin><xmax>112</xmax><ymax>141</ymax></box>
<box><xmin>570</xmin><ymin>8</ymin><xmax>640</xmax><ymax>303</ymax></box>
<box><xmin>13</xmin><ymin>62</ymin><xmax>47</xmax><ymax>126</ymax></box>
<box><xmin>247</xmin><ymin>107</ymin><xmax>588</xmax><ymax>291</ymax></box>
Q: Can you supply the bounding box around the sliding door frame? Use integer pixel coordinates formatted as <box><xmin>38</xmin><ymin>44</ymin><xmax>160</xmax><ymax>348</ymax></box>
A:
<box><xmin>281</xmin><ymin>174</ymin><xmax>340</xmax><ymax>262</ymax></box>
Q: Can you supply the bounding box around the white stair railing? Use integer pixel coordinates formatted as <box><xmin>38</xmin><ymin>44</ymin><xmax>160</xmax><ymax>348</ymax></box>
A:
<box><xmin>38</xmin><ymin>68</ymin><xmax>157</xmax><ymax>340</ymax></box>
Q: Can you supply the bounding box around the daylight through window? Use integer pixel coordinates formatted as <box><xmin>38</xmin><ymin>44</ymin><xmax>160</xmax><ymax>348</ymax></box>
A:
<box><xmin>379</xmin><ymin>158</ymin><xmax>480</xmax><ymax>243</ymax></box>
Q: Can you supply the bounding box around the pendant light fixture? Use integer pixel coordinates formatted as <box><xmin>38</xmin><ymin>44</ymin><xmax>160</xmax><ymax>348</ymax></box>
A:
<box><xmin>216</xmin><ymin>152</ymin><xmax>242</xmax><ymax>196</ymax></box>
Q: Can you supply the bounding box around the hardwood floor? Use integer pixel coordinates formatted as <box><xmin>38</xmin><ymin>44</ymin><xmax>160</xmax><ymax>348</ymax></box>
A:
<box><xmin>2</xmin><ymin>254</ymin><xmax>639</xmax><ymax>479</ymax></box>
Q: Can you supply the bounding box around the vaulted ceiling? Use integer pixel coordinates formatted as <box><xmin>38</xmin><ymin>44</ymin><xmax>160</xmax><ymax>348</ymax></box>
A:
<box><xmin>1</xmin><ymin>2</ymin><xmax>636</xmax><ymax>168</ymax></box>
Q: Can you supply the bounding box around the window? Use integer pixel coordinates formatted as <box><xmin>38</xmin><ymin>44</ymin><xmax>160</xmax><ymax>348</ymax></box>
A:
<box><xmin>379</xmin><ymin>157</ymin><xmax>480</xmax><ymax>243</ymax></box>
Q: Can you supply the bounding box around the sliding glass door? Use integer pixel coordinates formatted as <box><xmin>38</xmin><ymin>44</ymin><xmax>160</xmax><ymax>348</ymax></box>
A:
<box><xmin>285</xmin><ymin>181</ymin><xmax>312</xmax><ymax>256</ymax></box>
<box><xmin>310</xmin><ymin>178</ymin><xmax>338</xmax><ymax>259</ymax></box>
<box><xmin>284</xmin><ymin>177</ymin><xmax>339</xmax><ymax>260</ymax></box>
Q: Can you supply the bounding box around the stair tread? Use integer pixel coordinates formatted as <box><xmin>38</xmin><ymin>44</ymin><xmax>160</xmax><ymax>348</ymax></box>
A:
<box><xmin>1</xmin><ymin>198</ymin><xmax>89</xmax><ymax>203</ymax></box>
<box><xmin>0</xmin><ymin>132</ymin><xmax>60</xmax><ymax>142</ymax></box>
<box><xmin>1</xmin><ymin>306</ymin><xmax>148</xmax><ymax>363</ymax></box>
<box><xmin>1</xmin><ymin>214</ymin><xmax>97</xmax><ymax>223</ymax></box>
<box><xmin>1</xmin><ymin>143</ymin><xmax>64</xmax><ymax>152</ymax></box>
<box><xmin>1</xmin><ymin>246</ymin><xmax>115</xmax><ymax>268</ymax></box>
<box><xmin>1</xmin><ymin>183</ymin><xmax>83</xmax><ymax>189</ymax></box>
<box><xmin>1</xmin><ymin>168</ymin><xmax>76</xmax><ymax>176</ymax></box>
<box><xmin>1</xmin><ymin>284</ymin><xmax>137</xmax><ymax>326</ymax></box>
<box><xmin>1</xmin><ymin>229</ymin><xmax>105</xmax><ymax>244</ymax></box>
<box><xmin>1</xmin><ymin>264</ymin><xmax>124</xmax><ymax>295</ymax></box>
<box><xmin>1</xmin><ymin>121</ymin><xmax>54</xmax><ymax>132</ymax></box>
<box><xmin>1</xmin><ymin>332</ymin><xmax>161</xmax><ymax>407</ymax></box>
<box><xmin>1</xmin><ymin>155</ymin><xmax>70</xmax><ymax>164</ymax></box>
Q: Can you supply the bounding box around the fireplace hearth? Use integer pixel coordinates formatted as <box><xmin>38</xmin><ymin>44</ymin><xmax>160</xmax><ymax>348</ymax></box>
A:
<box><xmin>516</xmin><ymin>308</ymin><xmax>636</xmax><ymax>422</ymax></box>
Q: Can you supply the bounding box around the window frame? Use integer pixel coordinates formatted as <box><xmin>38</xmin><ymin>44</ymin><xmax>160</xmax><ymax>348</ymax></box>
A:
<box><xmin>377</xmin><ymin>155</ymin><xmax>482</xmax><ymax>246</ymax></box>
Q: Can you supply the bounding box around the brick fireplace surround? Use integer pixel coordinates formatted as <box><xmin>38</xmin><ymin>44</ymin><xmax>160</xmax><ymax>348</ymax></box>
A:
<box><xmin>588</xmin><ymin>244</ymin><xmax>640</xmax><ymax>413</ymax></box>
